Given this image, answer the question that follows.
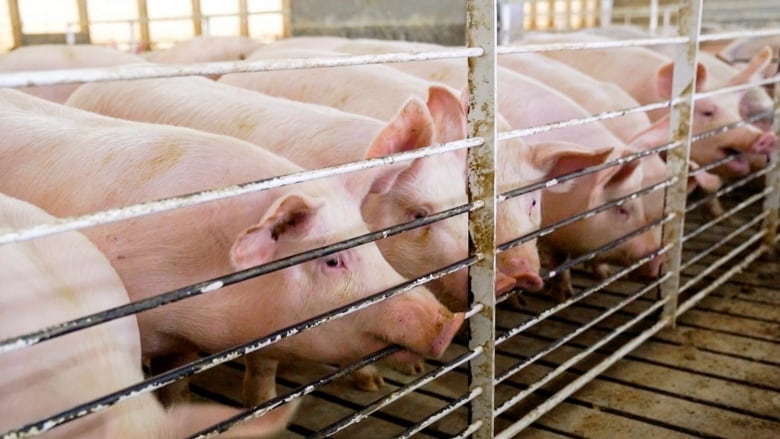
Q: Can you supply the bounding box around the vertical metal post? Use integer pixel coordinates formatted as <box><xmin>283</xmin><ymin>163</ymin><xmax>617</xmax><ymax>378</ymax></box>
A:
<box><xmin>191</xmin><ymin>0</ymin><xmax>203</xmax><ymax>35</ymax></box>
<box><xmin>658</xmin><ymin>0</ymin><xmax>703</xmax><ymax>326</ymax></box>
<box><xmin>649</xmin><ymin>0</ymin><xmax>659</xmax><ymax>35</ymax></box>
<box><xmin>238</xmin><ymin>0</ymin><xmax>249</xmax><ymax>37</ymax></box>
<box><xmin>281</xmin><ymin>0</ymin><xmax>292</xmax><ymax>38</ymax></box>
<box><xmin>8</xmin><ymin>0</ymin><xmax>22</xmax><ymax>48</ymax></box>
<box><xmin>599</xmin><ymin>0</ymin><xmax>612</xmax><ymax>27</ymax></box>
<box><xmin>76</xmin><ymin>0</ymin><xmax>90</xmax><ymax>40</ymax></box>
<box><xmin>136</xmin><ymin>0</ymin><xmax>150</xmax><ymax>51</ymax></box>
<box><xmin>761</xmin><ymin>75</ymin><xmax>780</xmax><ymax>251</ymax></box>
<box><xmin>529</xmin><ymin>0</ymin><xmax>538</xmax><ymax>30</ymax></box>
<box><xmin>466</xmin><ymin>1</ymin><xmax>497</xmax><ymax>438</ymax></box>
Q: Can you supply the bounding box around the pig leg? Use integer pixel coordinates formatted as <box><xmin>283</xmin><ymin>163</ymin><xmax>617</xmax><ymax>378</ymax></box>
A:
<box><xmin>587</xmin><ymin>261</ymin><xmax>614</xmax><ymax>280</ymax></box>
<box><xmin>539</xmin><ymin>243</ymin><xmax>574</xmax><ymax>303</ymax></box>
<box><xmin>243</xmin><ymin>353</ymin><xmax>279</xmax><ymax>406</ymax></box>
<box><xmin>349</xmin><ymin>365</ymin><xmax>386</xmax><ymax>391</ymax></box>
<box><xmin>151</xmin><ymin>352</ymin><xmax>198</xmax><ymax>406</ymax></box>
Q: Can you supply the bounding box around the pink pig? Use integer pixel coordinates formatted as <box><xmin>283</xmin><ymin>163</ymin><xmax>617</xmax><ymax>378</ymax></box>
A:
<box><xmin>67</xmin><ymin>75</ymin><xmax>515</xmax><ymax>312</ymax></box>
<box><xmin>0</xmin><ymin>193</ymin><xmax>297</xmax><ymax>438</ymax></box>
<box><xmin>219</xmin><ymin>49</ymin><xmax>551</xmax><ymax>298</ymax></box>
<box><xmin>0</xmin><ymin>89</ymin><xmax>462</xmax><ymax>412</ymax></box>
<box><xmin>0</xmin><ymin>44</ymin><xmax>146</xmax><ymax>103</ymax></box>
<box><xmin>518</xmin><ymin>32</ymin><xmax>777</xmax><ymax>177</ymax></box>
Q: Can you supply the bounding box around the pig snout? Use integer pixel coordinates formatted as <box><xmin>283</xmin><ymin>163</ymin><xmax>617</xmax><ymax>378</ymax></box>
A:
<box><xmin>374</xmin><ymin>289</ymin><xmax>464</xmax><ymax>358</ymax></box>
<box><xmin>499</xmin><ymin>255</ymin><xmax>544</xmax><ymax>292</ymax></box>
<box><xmin>750</xmin><ymin>131</ymin><xmax>777</xmax><ymax>155</ymax></box>
<box><xmin>496</xmin><ymin>271</ymin><xmax>518</xmax><ymax>295</ymax></box>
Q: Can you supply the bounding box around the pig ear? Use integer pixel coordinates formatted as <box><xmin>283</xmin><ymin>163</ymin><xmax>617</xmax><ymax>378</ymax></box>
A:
<box><xmin>426</xmin><ymin>85</ymin><xmax>467</xmax><ymax>143</ymax></box>
<box><xmin>230</xmin><ymin>193</ymin><xmax>323</xmax><ymax>269</ymax></box>
<box><xmin>365</xmin><ymin>97</ymin><xmax>436</xmax><ymax>194</ymax></box>
<box><xmin>656</xmin><ymin>62</ymin><xmax>708</xmax><ymax>99</ymax></box>
<box><xmin>366</xmin><ymin>97</ymin><xmax>435</xmax><ymax>158</ymax></box>
<box><xmin>527</xmin><ymin>141</ymin><xmax>614</xmax><ymax>193</ymax></box>
<box><xmin>600</xmin><ymin>150</ymin><xmax>643</xmax><ymax>189</ymax></box>
<box><xmin>727</xmin><ymin>46</ymin><xmax>774</xmax><ymax>85</ymax></box>
<box><xmin>167</xmin><ymin>400</ymin><xmax>300</xmax><ymax>438</ymax></box>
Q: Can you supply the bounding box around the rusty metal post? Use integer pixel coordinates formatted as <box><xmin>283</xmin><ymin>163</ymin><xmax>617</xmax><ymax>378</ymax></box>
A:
<box><xmin>238</xmin><ymin>0</ymin><xmax>249</xmax><ymax>37</ymax></box>
<box><xmin>761</xmin><ymin>72</ymin><xmax>780</xmax><ymax>252</ymax></box>
<box><xmin>8</xmin><ymin>0</ymin><xmax>22</xmax><ymax>48</ymax></box>
<box><xmin>465</xmin><ymin>1</ymin><xmax>497</xmax><ymax>438</ymax></box>
<box><xmin>658</xmin><ymin>0</ymin><xmax>703</xmax><ymax>326</ymax></box>
<box><xmin>191</xmin><ymin>0</ymin><xmax>203</xmax><ymax>35</ymax></box>
<box><xmin>281</xmin><ymin>0</ymin><xmax>292</xmax><ymax>38</ymax></box>
<box><xmin>136</xmin><ymin>0</ymin><xmax>150</xmax><ymax>50</ymax></box>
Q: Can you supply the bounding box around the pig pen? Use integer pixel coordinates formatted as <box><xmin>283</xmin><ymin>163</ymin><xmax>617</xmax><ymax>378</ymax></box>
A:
<box><xmin>0</xmin><ymin>0</ymin><xmax>778</xmax><ymax>438</ymax></box>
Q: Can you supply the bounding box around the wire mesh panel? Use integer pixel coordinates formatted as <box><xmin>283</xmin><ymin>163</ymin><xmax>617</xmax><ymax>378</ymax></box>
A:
<box><xmin>0</xmin><ymin>0</ymin><xmax>778</xmax><ymax>437</ymax></box>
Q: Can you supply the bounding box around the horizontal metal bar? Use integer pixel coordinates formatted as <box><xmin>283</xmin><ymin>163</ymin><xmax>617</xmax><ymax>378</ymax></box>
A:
<box><xmin>498</xmin><ymin>140</ymin><xmax>678</xmax><ymax>203</ymax></box>
<box><xmin>0</xmin><ymin>137</ymin><xmax>480</xmax><ymax>247</ymax></box>
<box><xmin>495</xmin><ymin>271</ymin><xmax>670</xmax><ymax>386</ymax></box>
<box><xmin>679</xmin><ymin>213</ymin><xmax>768</xmax><ymax>292</ymax></box>
<box><xmin>0</xmin><ymin>199</ymin><xmax>477</xmax><ymax>354</ymax></box>
<box><xmin>189</xmin><ymin>346</ymin><xmax>400</xmax><ymax>439</ymax></box>
<box><xmin>0</xmin><ymin>49</ymin><xmax>484</xmax><ymax>88</ymax></box>
<box><xmin>494</xmin><ymin>302</ymin><xmax>672</xmax><ymax>438</ymax></box>
<box><xmin>496</xmin><ymin>36</ymin><xmax>689</xmax><ymax>55</ymax></box>
<box><xmin>496</xmin><ymin>243</ymin><xmax>672</xmax><ymax>338</ymax></box>
<box><xmin>698</xmin><ymin>27</ymin><xmax>780</xmax><ymax>43</ymax></box>
<box><xmin>685</xmin><ymin>165</ymin><xmax>772</xmax><ymax>215</ymax></box>
<box><xmin>693</xmin><ymin>75</ymin><xmax>780</xmax><ymax>101</ymax></box>
<box><xmin>495</xmin><ymin>292</ymin><xmax>669</xmax><ymax>419</ymax></box>
<box><xmin>393</xmin><ymin>386</ymin><xmax>483</xmax><ymax>439</ymax></box>
<box><xmin>683</xmin><ymin>187</ymin><xmax>770</xmax><ymax>242</ymax></box>
<box><xmin>497</xmin><ymin>101</ymin><xmax>678</xmax><ymax>142</ymax></box>
<box><xmin>452</xmin><ymin>420</ymin><xmax>484</xmax><ymax>439</ymax></box>
<box><xmin>4</xmin><ymin>254</ymin><xmax>478</xmax><ymax>437</ymax></box>
<box><xmin>313</xmin><ymin>347</ymin><xmax>484</xmax><ymax>439</ymax></box>
<box><xmin>677</xmin><ymin>235</ymin><xmax>768</xmax><ymax>319</ymax></box>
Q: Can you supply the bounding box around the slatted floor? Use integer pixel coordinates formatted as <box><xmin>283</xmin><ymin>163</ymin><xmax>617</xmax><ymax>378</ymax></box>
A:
<box><xmin>189</xmin><ymin>185</ymin><xmax>780</xmax><ymax>438</ymax></box>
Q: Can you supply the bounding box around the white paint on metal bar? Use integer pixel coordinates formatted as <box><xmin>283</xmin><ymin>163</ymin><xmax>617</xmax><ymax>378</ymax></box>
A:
<box><xmin>465</xmin><ymin>1</ymin><xmax>498</xmax><ymax>438</ymax></box>
<box><xmin>0</xmin><ymin>48</ymin><xmax>483</xmax><ymax>88</ymax></box>
<box><xmin>0</xmin><ymin>138</ymin><xmax>480</xmax><ymax>246</ymax></box>
<box><xmin>698</xmin><ymin>27</ymin><xmax>780</xmax><ymax>42</ymax></box>
<box><xmin>451</xmin><ymin>420</ymin><xmax>484</xmax><ymax>439</ymax></box>
<box><xmin>497</xmin><ymin>36</ymin><xmax>689</xmax><ymax>55</ymax></box>
<box><xmin>684</xmin><ymin>187</ymin><xmax>771</xmax><ymax>243</ymax></box>
<box><xmin>311</xmin><ymin>347</ymin><xmax>483</xmax><ymax>439</ymax></box>
<box><xmin>676</xmin><ymin>238</ymin><xmax>768</xmax><ymax>317</ymax></box>
<box><xmin>761</xmin><ymin>66</ymin><xmax>780</xmax><ymax>248</ymax></box>
<box><xmin>494</xmin><ymin>302</ymin><xmax>672</xmax><ymax>439</ymax></box>
<box><xmin>679</xmin><ymin>214</ymin><xmax>768</xmax><ymax>293</ymax></box>
<box><xmin>392</xmin><ymin>374</ymin><xmax>484</xmax><ymax>439</ymax></box>
<box><xmin>658</xmin><ymin>0</ymin><xmax>703</xmax><ymax>326</ymax></box>
<box><xmin>497</xmin><ymin>100</ymin><xmax>679</xmax><ymax>141</ymax></box>
<box><xmin>494</xmin><ymin>271</ymin><xmax>671</xmax><ymax>386</ymax></box>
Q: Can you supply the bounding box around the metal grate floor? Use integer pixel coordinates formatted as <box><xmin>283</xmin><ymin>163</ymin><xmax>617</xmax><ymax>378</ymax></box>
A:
<box><xmin>190</xmin><ymin>189</ymin><xmax>780</xmax><ymax>438</ymax></box>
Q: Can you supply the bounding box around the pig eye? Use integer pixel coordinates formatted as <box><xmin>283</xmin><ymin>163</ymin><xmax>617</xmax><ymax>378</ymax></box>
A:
<box><xmin>407</xmin><ymin>206</ymin><xmax>431</xmax><ymax>221</ymax></box>
<box><xmin>322</xmin><ymin>255</ymin><xmax>345</xmax><ymax>270</ymax></box>
<box><xmin>615</xmin><ymin>206</ymin><xmax>630</xmax><ymax>218</ymax></box>
<box><xmin>699</xmin><ymin>108</ymin><xmax>716</xmax><ymax>117</ymax></box>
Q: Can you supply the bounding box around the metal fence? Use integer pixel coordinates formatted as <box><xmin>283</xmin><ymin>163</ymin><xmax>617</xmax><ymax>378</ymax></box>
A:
<box><xmin>0</xmin><ymin>0</ymin><xmax>778</xmax><ymax>437</ymax></box>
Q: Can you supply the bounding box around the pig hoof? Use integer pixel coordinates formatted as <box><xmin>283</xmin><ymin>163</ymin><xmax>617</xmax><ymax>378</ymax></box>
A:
<box><xmin>590</xmin><ymin>263</ymin><xmax>613</xmax><ymax>280</ymax></box>
<box><xmin>549</xmin><ymin>286</ymin><xmax>573</xmax><ymax>304</ymax></box>
<box><xmin>395</xmin><ymin>359</ymin><xmax>426</xmax><ymax>376</ymax></box>
<box><xmin>350</xmin><ymin>366</ymin><xmax>385</xmax><ymax>392</ymax></box>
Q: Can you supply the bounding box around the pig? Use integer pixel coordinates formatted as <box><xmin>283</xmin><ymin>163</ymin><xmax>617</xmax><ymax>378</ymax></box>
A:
<box><xmin>66</xmin><ymin>75</ymin><xmax>516</xmax><ymax>312</ymax></box>
<box><xmin>0</xmin><ymin>193</ymin><xmax>297</xmax><ymax>438</ymax></box>
<box><xmin>0</xmin><ymin>89</ymin><xmax>462</xmax><ymax>411</ymax></box>
<box><xmin>219</xmin><ymin>48</ymin><xmax>549</xmax><ymax>298</ymax></box>
<box><xmin>517</xmin><ymin>32</ymin><xmax>777</xmax><ymax>177</ymax></box>
<box><xmin>288</xmin><ymin>40</ymin><xmax>664</xmax><ymax>298</ymax></box>
<box><xmin>0</xmin><ymin>44</ymin><xmax>147</xmax><ymax>103</ymax></box>
<box><xmin>144</xmin><ymin>36</ymin><xmax>266</xmax><ymax>79</ymax></box>
<box><xmin>718</xmin><ymin>35</ymin><xmax>780</xmax><ymax>77</ymax></box>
